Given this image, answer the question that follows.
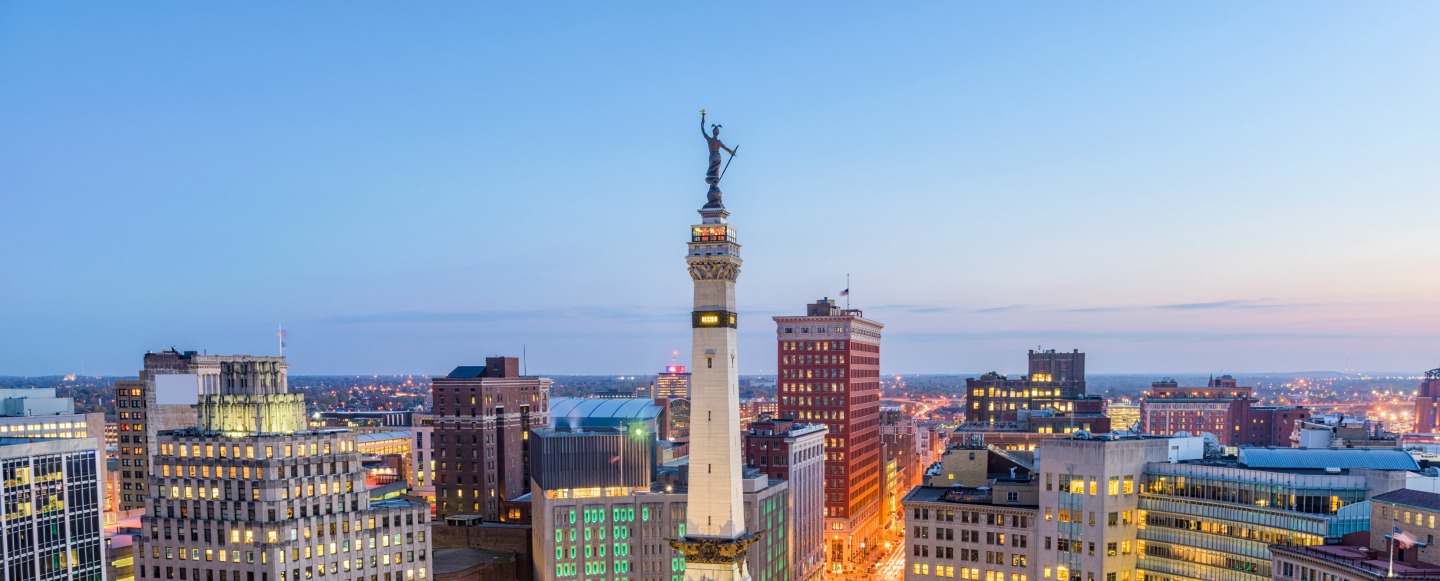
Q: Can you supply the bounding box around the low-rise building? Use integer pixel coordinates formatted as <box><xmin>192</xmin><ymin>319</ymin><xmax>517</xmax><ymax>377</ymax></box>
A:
<box><xmin>1272</xmin><ymin>488</ymin><xmax>1440</xmax><ymax>580</ymax></box>
<box><xmin>903</xmin><ymin>481</ymin><xmax>1039</xmax><ymax>581</ymax></box>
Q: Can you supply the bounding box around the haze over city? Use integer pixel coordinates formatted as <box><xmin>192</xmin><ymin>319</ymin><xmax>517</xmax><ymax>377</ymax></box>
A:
<box><xmin>3</xmin><ymin>2</ymin><xmax>1439</xmax><ymax>376</ymax></box>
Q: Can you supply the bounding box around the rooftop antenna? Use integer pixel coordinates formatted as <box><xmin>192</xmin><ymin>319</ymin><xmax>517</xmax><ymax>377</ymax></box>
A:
<box><xmin>523</xmin><ymin>344</ymin><xmax>528</xmax><ymax>376</ymax></box>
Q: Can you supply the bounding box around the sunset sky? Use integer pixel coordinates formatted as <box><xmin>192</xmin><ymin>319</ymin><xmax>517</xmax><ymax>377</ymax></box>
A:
<box><xmin>3</xmin><ymin>2</ymin><xmax>1438</xmax><ymax>375</ymax></box>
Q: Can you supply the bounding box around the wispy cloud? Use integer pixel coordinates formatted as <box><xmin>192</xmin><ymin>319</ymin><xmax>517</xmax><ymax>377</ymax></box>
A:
<box><xmin>1063</xmin><ymin>298</ymin><xmax>1314</xmax><ymax>314</ymax></box>
<box><xmin>886</xmin><ymin>330</ymin><xmax>1440</xmax><ymax>342</ymax></box>
<box><xmin>970</xmin><ymin>305</ymin><xmax>1026</xmax><ymax>314</ymax></box>
<box><xmin>317</xmin><ymin>306</ymin><xmax>686</xmax><ymax>325</ymax></box>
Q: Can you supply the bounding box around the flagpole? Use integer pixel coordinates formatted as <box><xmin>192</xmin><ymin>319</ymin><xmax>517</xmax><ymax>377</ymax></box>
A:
<box><xmin>846</xmin><ymin>273</ymin><xmax>851</xmax><ymax>311</ymax></box>
<box><xmin>1390</xmin><ymin>532</ymin><xmax>1395</xmax><ymax>577</ymax></box>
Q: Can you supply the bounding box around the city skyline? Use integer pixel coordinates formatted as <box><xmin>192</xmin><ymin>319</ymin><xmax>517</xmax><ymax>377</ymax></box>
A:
<box><xmin>4</xmin><ymin>3</ymin><xmax>1440</xmax><ymax>376</ymax></box>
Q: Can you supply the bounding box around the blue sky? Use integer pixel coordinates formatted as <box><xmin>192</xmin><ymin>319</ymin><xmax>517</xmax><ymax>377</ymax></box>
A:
<box><xmin>3</xmin><ymin>3</ymin><xmax>1438</xmax><ymax>376</ymax></box>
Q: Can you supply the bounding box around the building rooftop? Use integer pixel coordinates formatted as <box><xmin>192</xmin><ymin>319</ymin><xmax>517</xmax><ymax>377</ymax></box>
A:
<box><xmin>549</xmin><ymin>398</ymin><xmax>663</xmax><ymax>429</ymax></box>
<box><xmin>902</xmin><ymin>485</ymin><xmax>1038</xmax><ymax>508</ymax></box>
<box><xmin>1237</xmin><ymin>448</ymin><xmax>1419</xmax><ymax>471</ymax></box>
<box><xmin>1373</xmin><ymin>489</ymin><xmax>1440</xmax><ymax>511</ymax></box>
<box><xmin>432</xmin><ymin>547</ymin><xmax>516</xmax><ymax>575</ymax></box>
<box><xmin>1271</xmin><ymin>544</ymin><xmax>1440</xmax><ymax>579</ymax></box>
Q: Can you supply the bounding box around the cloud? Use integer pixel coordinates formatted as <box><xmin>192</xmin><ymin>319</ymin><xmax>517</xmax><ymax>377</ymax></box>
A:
<box><xmin>1064</xmin><ymin>299</ymin><xmax>1313</xmax><ymax>313</ymax></box>
<box><xmin>317</xmin><ymin>306</ymin><xmax>684</xmax><ymax>325</ymax></box>
<box><xmin>969</xmin><ymin>305</ymin><xmax>1026</xmax><ymax>314</ymax></box>
<box><xmin>884</xmin><ymin>329</ymin><xmax>1440</xmax><ymax>342</ymax></box>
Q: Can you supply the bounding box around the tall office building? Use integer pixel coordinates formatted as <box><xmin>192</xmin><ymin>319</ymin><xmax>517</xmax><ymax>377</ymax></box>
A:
<box><xmin>0</xmin><ymin>388</ymin><xmax>108</xmax><ymax>522</ymax></box>
<box><xmin>135</xmin><ymin>355</ymin><xmax>431</xmax><ymax>581</ymax></box>
<box><xmin>1415</xmin><ymin>368</ymin><xmax>1440</xmax><ymax>433</ymax></box>
<box><xmin>0</xmin><ymin>438</ymin><xmax>106</xmax><ymax>581</ymax></box>
<box><xmin>429</xmin><ymin>356</ymin><xmax>550</xmax><ymax>521</ymax></box>
<box><xmin>966</xmin><ymin>349</ymin><xmax>1091</xmax><ymax>425</ymax></box>
<box><xmin>1037</xmin><ymin>436</ymin><xmax>1169</xmax><ymax>581</ymax></box>
<box><xmin>774</xmin><ymin>297</ymin><xmax>884</xmax><ymax>573</ymax></box>
<box><xmin>117</xmin><ymin>351</ymin><xmax>290</xmax><ymax>512</ymax></box>
<box><xmin>655</xmin><ymin>365</ymin><xmax>691</xmax><ymax>400</ymax></box>
<box><xmin>743</xmin><ymin>417</ymin><xmax>828</xmax><ymax>581</ymax></box>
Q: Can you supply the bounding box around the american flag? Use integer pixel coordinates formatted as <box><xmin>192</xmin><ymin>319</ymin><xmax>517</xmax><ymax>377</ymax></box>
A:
<box><xmin>611</xmin><ymin>454</ymin><xmax>622</xmax><ymax>465</ymax></box>
<box><xmin>840</xmin><ymin>288</ymin><xmax>849</xmax><ymax>297</ymax></box>
<box><xmin>1395</xmin><ymin>527</ymin><xmax>1419</xmax><ymax>549</ymax></box>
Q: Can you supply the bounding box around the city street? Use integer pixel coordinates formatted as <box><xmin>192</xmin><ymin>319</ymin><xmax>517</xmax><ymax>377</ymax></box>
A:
<box><xmin>873</xmin><ymin>537</ymin><xmax>907</xmax><ymax>580</ymax></box>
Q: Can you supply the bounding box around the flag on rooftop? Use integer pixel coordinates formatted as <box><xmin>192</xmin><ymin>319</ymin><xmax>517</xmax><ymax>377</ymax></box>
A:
<box><xmin>1394</xmin><ymin>527</ymin><xmax>1419</xmax><ymax>549</ymax></box>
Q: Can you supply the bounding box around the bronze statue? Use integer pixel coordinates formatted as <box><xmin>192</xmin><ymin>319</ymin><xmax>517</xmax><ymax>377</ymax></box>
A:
<box><xmin>700</xmin><ymin>109</ymin><xmax>737</xmax><ymax>207</ymax></box>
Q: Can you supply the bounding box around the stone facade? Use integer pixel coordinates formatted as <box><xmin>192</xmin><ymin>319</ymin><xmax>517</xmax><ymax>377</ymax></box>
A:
<box><xmin>134</xmin><ymin>356</ymin><xmax>431</xmax><ymax>581</ymax></box>
<box><xmin>903</xmin><ymin>486</ymin><xmax>1039</xmax><ymax>581</ymax></box>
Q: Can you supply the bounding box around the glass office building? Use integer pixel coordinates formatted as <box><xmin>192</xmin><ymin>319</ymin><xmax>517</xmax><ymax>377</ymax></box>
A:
<box><xmin>1137</xmin><ymin>449</ymin><xmax>1415</xmax><ymax>581</ymax></box>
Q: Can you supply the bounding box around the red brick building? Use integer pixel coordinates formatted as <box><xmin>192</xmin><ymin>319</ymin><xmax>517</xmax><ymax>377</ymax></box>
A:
<box><xmin>430</xmin><ymin>357</ymin><xmax>550</xmax><ymax>521</ymax></box>
<box><xmin>1415</xmin><ymin>368</ymin><xmax>1440</xmax><ymax>433</ymax></box>
<box><xmin>1140</xmin><ymin>375</ymin><xmax>1309</xmax><ymax>446</ymax></box>
<box><xmin>774</xmin><ymin>297</ymin><xmax>883</xmax><ymax>573</ymax></box>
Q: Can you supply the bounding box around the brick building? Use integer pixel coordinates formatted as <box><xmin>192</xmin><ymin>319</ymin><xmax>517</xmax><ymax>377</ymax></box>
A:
<box><xmin>964</xmin><ymin>349</ymin><xmax>1109</xmax><ymax>434</ymax></box>
<box><xmin>774</xmin><ymin>297</ymin><xmax>884</xmax><ymax>574</ymax></box>
<box><xmin>1141</xmin><ymin>376</ymin><xmax>1309</xmax><ymax>446</ymax></box>
<box><xmin>429</xmin><ymin>357</ymin><xmax>550</xmax><ymax>521</ymax></box>
<box><xmin>1415</xmin><ymin>368</ymin><xmax>1440</xmax><ymax>433</ymax></box>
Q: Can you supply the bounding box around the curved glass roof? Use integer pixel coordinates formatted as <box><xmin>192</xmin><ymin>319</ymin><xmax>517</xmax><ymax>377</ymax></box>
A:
<box><xmin>1238</xmin><ymin>448</ymin><xmax>1418</xmax><ymax>471</ymax></box>
<box><xmin>549</xmin><ymin>397</ymin><xmax>663</xmax><ymax>429</ymax></box>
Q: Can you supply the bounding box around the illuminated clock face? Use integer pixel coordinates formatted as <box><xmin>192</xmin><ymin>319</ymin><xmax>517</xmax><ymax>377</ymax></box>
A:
<box><xmin>692</xmin><ymin>310</ymin><xmax>738</xmax><ymax>328</ymax></box>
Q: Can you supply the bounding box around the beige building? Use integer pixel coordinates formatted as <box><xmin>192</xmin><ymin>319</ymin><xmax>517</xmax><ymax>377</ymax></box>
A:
<box><xmin>135</xmin><ymin>355</ymin><xmax>431</xmax><ymax>581</ymax></box>
<box><xmin>120</xmin><ymin>350</ymin><xmax>284</xmax><ymax>511</ymax></box>
<box><xmin>903</xmin><ymin>481</ymin><xmax>1039</xmax><ymax>581</ymax></box>
<box><xmin>1037</xmin><ymin>436</ymin><xmax>1169</xmax><ymax>581</ymax></box>
<box><xmin>925</xmin><ymin>445</ymin><xmax>991</xmax><ymax>488</ymax></box>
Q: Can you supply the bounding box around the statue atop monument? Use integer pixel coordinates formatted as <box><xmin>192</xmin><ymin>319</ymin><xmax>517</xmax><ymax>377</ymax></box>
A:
<box><xmin>700</xmin><ymin>109</ymin><xmax>737</xmax><ymax>208</ymax></box>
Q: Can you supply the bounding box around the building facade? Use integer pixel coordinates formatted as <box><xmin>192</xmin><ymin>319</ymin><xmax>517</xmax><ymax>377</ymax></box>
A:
<box><xmin>409</xmin><ymin>414</ymin><xmax>435</xmax><ymax>507</ymax></box>
<box><xmin>429</xmin><ymin>357</ymin><xmax>550</xmax><ymax>521</ymax></box>
<box><xmin>117</xmin><ymin>351</ymin><xmax>282</xmax><ymax>512</ymax></box>
<box><xmin>967</xmin><ymin>350</ymin><xmax>1088</xmax><ymax>425</ymax></box>
<box><xmin>0</xmin><ymin>437</ymin><xmax>106</xmax><ymax>581</ymax></box>
<box><xmin>115</xmin><ymin>350</ymin><xmax>207</xmax><ymax>511</ymax></box>
<box><xmin>1140</xmin><ymin>376</ymin><xmax>1310</xmax><ymax>446</ymax></box>
<box><xmin>902</xmin><ymin>483</ymin><xmax>1039</xmax><ymax>581</ymax></box>
<box><xmin>774</xmin><ymin>297</ymin><xmax>885</xmax><ymax>573</ymax></box>
<box><xmin>1138</xmin><ymin>448</ymin><xmax>1411</xmax><ymax>581</ymax></box>
<box><xmin>654</xmin><ymin>366</ymin><xmax>691</xmax><ymax>400</ymax></box>
<box><xmin>1415</xmin><ymin>368</ymin><xmax>1440</xmax><ymax>434</ymax></box>
<box><xmin>1037</xmin><ymin>436</ymin><xmax>1169</xmax><ymax>581</ymax></box>
<box><xmin>134</xmin><ymin>355</ymin><xmax>432</xmax><ymax>581</ymax></box>
<box><xmin>529</xmin><ymin>428</ymin><xmax>789</xmax><ymax>581</ymax></box>
<box><xmin>743</xmin><ymin>418</ymin><xmax>828</xmax><ymax>581</ymax></box>
<box><xmin>1271</xmin><ymin>488</ymin><xmax>1440</xmax><ymax>581</ymax></box>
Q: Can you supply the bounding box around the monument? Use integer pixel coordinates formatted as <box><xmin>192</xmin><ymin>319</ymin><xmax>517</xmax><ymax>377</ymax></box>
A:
<box><xmin>669</xmin><ymin>111</ymin><xmax>760</xmax><ymax>581</ymax></box>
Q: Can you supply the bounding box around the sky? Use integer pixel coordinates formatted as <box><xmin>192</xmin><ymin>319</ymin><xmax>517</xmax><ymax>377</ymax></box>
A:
<box><xmin>2</xmin><ymin>2</ymin><xmax>1439</xmax><ymax>376</ymax></box>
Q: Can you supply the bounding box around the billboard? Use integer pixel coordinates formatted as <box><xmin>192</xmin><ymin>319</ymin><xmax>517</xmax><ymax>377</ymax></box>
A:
<box><xmin>154</xmin><ymin>374</ymin><xmax>200</xmax><ymax>405</ymax></box>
